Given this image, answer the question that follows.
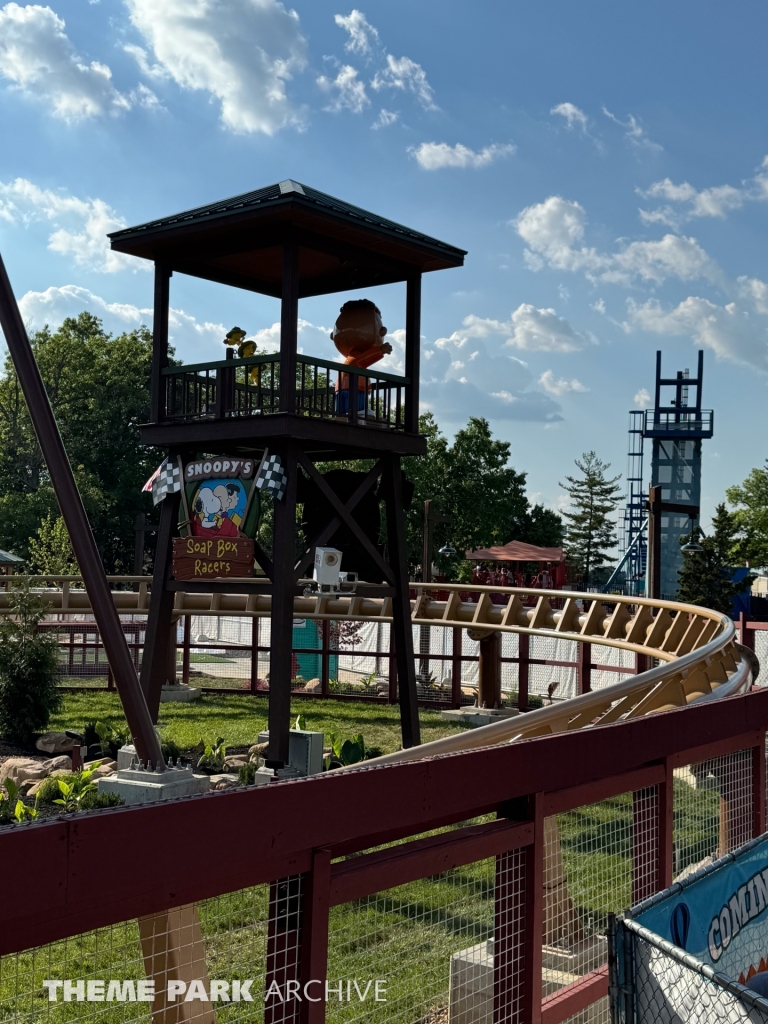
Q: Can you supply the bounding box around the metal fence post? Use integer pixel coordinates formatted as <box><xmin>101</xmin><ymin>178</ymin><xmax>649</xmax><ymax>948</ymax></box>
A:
<box><xmin>182</xmin><ymin>615</ymin><xmax>191</xmax><ymax>687</ymax></box>
<box><xmin>321</xmin><ymin>619</ymin><xmax>330</xmax><ymax>697</ymax></box>
<box><xmin>517</xmin><ymin>633</ymin><xmax>530</xmax><ymax>711</ymax></box>
<box><xmin>250</xmin><ymin>617</ymin><xmax>259</xmax><ymax>694</ymax></box>
<box><xmin>753</xmin><ymin>730</ymin><xmax>766</xmax><ymax>838</ymax></box>
<box><xmin>451</xmin><ymin>626</ymin><xmax>462</xmax><ymax>708</ymax></box>
<box><xmin>578</xmin><ymin>641</ymin><xmax>592</xmax><ymax>694</ymax></box>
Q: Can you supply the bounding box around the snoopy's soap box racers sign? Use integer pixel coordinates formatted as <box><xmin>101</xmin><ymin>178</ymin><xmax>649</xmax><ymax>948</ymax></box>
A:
<box><xmin>172</xmin><ymin>456</ymin><xmax>260</xmax><ymax>580</ymax></box>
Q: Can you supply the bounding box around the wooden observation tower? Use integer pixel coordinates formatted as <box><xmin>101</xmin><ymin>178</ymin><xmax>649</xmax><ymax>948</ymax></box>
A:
<box><xmin>109</xmin><ymin>180</ymin><xmax>466</xmax><ymax>765</ymax></box>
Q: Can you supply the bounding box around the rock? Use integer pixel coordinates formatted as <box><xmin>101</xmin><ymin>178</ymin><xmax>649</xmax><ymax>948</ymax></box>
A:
<box><xmin>209</xmin><ymin>773</ymin><xmax>239</xmax><ymax>791</ymax></box>
<box><xmin>223</xmin><ymin>754</ymin><xmax>248</xmax><ymax>770</ymax></box>
<box><xmin>42</xmin><ymin>755</ymin><xmax>72</xmax><ymax>773</ymax></box>
<box><xmin>303</xmin><ymin>678</ymin><xmax>322</xmax><ymax>693</ymax></box>
<box><xmin>248</xmin><ymin>742</ymin><xmax>269</xmax><ymax>758</ymax></box>
<box><xmin>35</xmin><ymin>732</ymin><xmax>76</xmax><ymax>755</ymax></box>
<box><xmin>91</xmin><ymin>760</ymin><xmax>117</xmax><ymax>777</ymax></box>
<box><xmin>0</xmin><ymin>758</ymin><xmax>48</xmax><ymax>786</ymax></box>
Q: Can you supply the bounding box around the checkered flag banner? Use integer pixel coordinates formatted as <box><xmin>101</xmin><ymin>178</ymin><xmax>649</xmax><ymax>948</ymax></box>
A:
<box><xmin>145</xmin><ymin>459</ymin><xmax>181</xmax><ymax>505</ymax></box>
<box><xmin>255</xmin><ymin>453</ymin><xmax>288</xmax><ymax>501</ymax></box>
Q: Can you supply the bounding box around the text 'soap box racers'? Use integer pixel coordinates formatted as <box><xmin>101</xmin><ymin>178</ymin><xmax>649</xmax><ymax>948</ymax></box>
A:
<box><xmin>172</xmin><ymin>456</ymin><xmax>260</xmax><ymax>580</ymax></box>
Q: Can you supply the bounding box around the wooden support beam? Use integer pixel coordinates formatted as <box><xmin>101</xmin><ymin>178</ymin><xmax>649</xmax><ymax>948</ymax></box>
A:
<box><xmin>384</xmin><ymin>455</ymin><xmax>420</xmax><ymax>747</ymax></box>
<box><xmin>141</xmin><ymin>489</ymin><xmax>181</xmax><ymax>724</ymax></box>
<box><xmin>151</xmin><ymin>264</ymin><xmax>171</xmax><ymax>423</ymax></box>
<box><xmin>404</xmin><ymin>274</ymin><xmax>421</xmax><ymax>435</ymax></box>
<box><xmin>0</xmin><ymin>252</ymin><xmax>163</xmax><ymax>768</ymax></box>
<box><xmin>268</xmin><ymin>444</ymin><xmax>299</xmax><ymax>766</ymax></box>
<box><xmin>279</xmin><ymin>242</ymin><xmax>299</xmax><ymax>414</ymax></box>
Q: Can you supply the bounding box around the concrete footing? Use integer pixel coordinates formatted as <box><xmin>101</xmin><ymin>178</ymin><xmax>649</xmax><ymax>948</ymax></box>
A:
<box><xmin>449</xmin><ymin>937</ymin><xmax>605</xmax><ymax>1024</ymax></box>
<box><xmin>441</xmin><ymin>707</ymin><xmax>520</xmax><ymax>728</ymax></box>
<box><xmin>98</xmin><ymin>761</ymin><xmax>210</xmax><ymax>805</ymax></box>
<box><xmin>160</xmin><ymin>683</ymin><xmax>202</xmax><ymax>702</ymax></box>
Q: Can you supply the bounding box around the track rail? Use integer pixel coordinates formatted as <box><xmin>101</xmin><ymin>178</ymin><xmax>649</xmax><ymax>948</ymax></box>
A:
<box><xmin>0</xmin><ymin>577</ymin><xmax>751</xmax><ymax>754</ymax></box>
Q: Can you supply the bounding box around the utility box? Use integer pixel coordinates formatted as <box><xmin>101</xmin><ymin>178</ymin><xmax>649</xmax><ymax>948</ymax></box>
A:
<box><xmin>257</xmin><ymin>729</ymin><xmax>324</xmax><ymax>777</ymax></box>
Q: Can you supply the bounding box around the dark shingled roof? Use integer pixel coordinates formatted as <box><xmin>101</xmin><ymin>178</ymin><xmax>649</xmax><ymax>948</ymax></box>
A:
<box><xmin>109</xmin><ymin>179</ymin><xmax>466</xmax><ymax>261</ymax></box>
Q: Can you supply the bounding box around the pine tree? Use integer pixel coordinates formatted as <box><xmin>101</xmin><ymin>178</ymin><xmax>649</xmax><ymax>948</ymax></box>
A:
<box><xmin>677</xmin><ymin>503</ymin><xmax>753</xmax><ymax>614</ymax></box>
<box><xmin>559</xmin><ymin>452</ymin><xmax>622</xmax><ymax>585</ymax></box>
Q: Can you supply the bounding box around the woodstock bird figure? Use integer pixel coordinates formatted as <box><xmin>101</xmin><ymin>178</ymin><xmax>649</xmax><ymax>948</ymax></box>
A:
<box><xmin>223</xmin><ymin>326</ymin><xmax>259</xmax><ymax>378</ymax></box>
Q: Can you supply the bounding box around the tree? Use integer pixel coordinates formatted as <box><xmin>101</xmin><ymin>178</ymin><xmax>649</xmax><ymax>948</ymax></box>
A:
<box><xmin>559</xmin><ymin>451</ymin><xmax>622</xmax><ymax>585</ymax></box>
<box><xmin>0</xmin><ymin>313</ymin><xmax>164</xmax><ymax>571</ymax></box>
<box><xmin>0</xmin><ymin>579</ymin><xmax>61</xmax><ymax>745</ymax></box>
<box><xmin>403</xmin><ymin>414</ymin><xmax>562</xmax><ymax>578</ymax></box>
<box><xmin>26</xmin><ymin>513</ymin><xmax>79</xmax><ymax>575</ymax></box>
<box><xmin>677</xmin><ymin>504</ymin><xmax>753</xmax><ymax>614</ymax></box>
<box><xmin>725</xmin><ymin>461</ymin><xmax>768</xmax><ymax>567</ymax></box>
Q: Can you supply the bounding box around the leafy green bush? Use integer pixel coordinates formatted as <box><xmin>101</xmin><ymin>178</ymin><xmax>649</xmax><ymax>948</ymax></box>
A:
<box><xmin>326</xmin><ymin>731</ymin><xmax>366</xmax><ymax>768</ymax></box>
<box><xmin>0</xmin><ymin>579</ymin><xmax>62</xmax><ymax>745</ymax></box>
<box><xmin>83</xmin><ymin>719</ymin><xmax>127</xmax><ymax>760</ymax></box>
<box><xmin>53</xmin><ymin>764</ymin><xmax>102</xmax><ymax>812</ymax></box>
<box><xmin>35</xmin><ymin>776</ymin><xmax>65</xmax><ymax>804</ymax></box>
<box><xmin>0</xmin><ymin>778</ymin><xmax>39</xmax><ymax>823</ymax></box>
<box><xmin>80</xmin><ymin>790</ymin><xmax>124</xmax><ymax>810</ymax></box>
<box><xmin>238</xmin><ymin>761</ymin><xmax>257</xmax><ymax>785</ymax></box>
<box><xmin>196</xmin><ymin>737</ymin><xmax>226</xmax><ymax>772</ymax></box>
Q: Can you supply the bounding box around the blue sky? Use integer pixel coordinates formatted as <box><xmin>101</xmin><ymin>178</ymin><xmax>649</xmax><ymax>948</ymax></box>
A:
<box><xmin>1</xmin><ymin>0</ymin><xmax>768</xmax><ymax>528</ymax></box>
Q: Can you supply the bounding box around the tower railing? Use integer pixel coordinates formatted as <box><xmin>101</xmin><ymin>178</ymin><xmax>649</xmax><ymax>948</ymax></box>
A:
<box><xmin>160</xmin><ymin>353</ymin><xmax>408</xmax><ymax>430</ymax></box>
<box><xmin>643</xmin><ymin>409</ymin><xmax>714</xmax><ymax>436</ymax></box>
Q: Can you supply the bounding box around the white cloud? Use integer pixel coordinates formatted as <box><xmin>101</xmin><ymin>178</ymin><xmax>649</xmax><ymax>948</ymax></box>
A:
<box><xmin>244</xmin><ymin>318</ymin><xmax>331</xmax><ymax>356</ymax></box>
<box><xmin>14</xmin><ymin>287</ymin><xmax>336</xmax><ymax>366</ymax></box>
<box><xmin>0</xmin><ymin>178</ymin><xmax>145</xmax><ymax>273</ymax></box>
<box><xmin>437</xmin><ymin>304</ymin><xmax>586</xmax><ymax>355</ymax></box>
<box><xmin>0</xmin><ymin>3</ymin><xmax>131</xmax><ymax>120</ymax></box>
<box><xmin>514</xmin><ymin>196</ymin><xmax>606</xmax><ymax>274</ymax></box>
<box><xmin>410</xmin><ymin>141</ymin><xmax>515</xmax><ymax>170</ymax></box>
<box><xmin>639</xmin><ymin>178</ymin><xmax>745</xmax><ymax>224</ymax></box>
<box><xmin>514</xmin><ymin>195</ymin><xmax>721</xmax><ymax>286</ymax></box>
<box><xmin>603</xmin><ymin>107</ymin><xmax>662</xmax><ymax>151</ymax></box>
<box><xmin>551</xmin><ymin>102</ymin><xmax>588</xmax><ymax>131</ymax></box>
<box><xmin>421</xmin><ymin>342</ymin><xmax>561</xmax><ymax>422</ymax></box>
<box><xmin>334</xmin><ymin>10</ymin><xmax>378</xmax><ymax>55</ymax></box>
<box><xmin>739</xmin><ymin>276</ymin><xmax>768</xmax><ymax>315</ymax></box>
<box><xmin>125</xmin><ymin>0</ymin><xmax>307</xmax><ymax>135</ymax></box>
<box><xmin>371</xmin><ymin>107</ymin><xmax>397</xmax><ymax>129</ymax></box>
<box><xmin>609</xmin><ymin>234</ymin><xmax>720</xmax><ymax>286</ymax></box>
<box><xmin>634</xmin><ymin>387</ymin><xmax>651</xmax><ymax>408</ymax></box>
<box><xmin>16</xmin><ymin>285</ymin><xmax>224</xmax><ymax>350</ymax></box>
<box><xmin>317</xmin><ymin>64</ymin><xmax>368</xmax><ymax>113</ymax></box>
<box><xmin>123</xmin><ymin>43</ymin><xmax>166</xmax><ymax>80</ymax></box>
<box><xmin>625</xmin><ymin>296</ymin><xmax>768</xmax><ymax>371</ymax></box>
<box><xmin>538</xmin><ymin>370</ymin><xmax>588</xmax><ymax>396</ymax></box>
<box><xmin>371</xmin><ymin>54</ymin><xmax>436</xmax><ymax>109</ymax></box>
<box><xmin>591</xmin><ymin>298</ymin><xmax>606</xmax><ymax>314</ymax></box>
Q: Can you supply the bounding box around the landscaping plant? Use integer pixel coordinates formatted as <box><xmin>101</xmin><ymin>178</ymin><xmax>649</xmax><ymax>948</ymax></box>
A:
<box><xmin>196</xmin><ymin>737</ymin><xmax>227</xmax><ymax>772</ymax></box>
<box><xmin>53</xmin><ymin>763</ymin><xmax>102</xmax><ymax>812</ymax></box>
<box><xmin>0</xmin><ymin>578</ymin><xmax>62</xmax><ymax>745</ymax></box>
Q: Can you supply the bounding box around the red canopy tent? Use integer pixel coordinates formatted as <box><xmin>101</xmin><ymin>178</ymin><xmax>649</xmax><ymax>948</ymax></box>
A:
<box><xmin>465</xmin><ymin>541</ymin><xmax>567</xmax><ymax>591</ymax></box>
<box><xmin>465</xmin><ymin>541</ymin><xmax>565</xmax><ymax>563</ymax></box>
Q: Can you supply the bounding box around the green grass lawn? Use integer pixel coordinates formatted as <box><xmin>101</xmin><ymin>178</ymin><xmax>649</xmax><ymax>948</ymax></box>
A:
<box><xmin>48</xmin><ymin>692</ymin><xmax>464</xmax><ymax>754</ymax></box>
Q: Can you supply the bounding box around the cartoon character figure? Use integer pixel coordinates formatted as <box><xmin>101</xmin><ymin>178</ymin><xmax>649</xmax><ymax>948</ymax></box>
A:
<box><xmin>191</xmin><ymin>487</ymin><xmax>222</xmax><ymax>536</ymax></box>
<box><xmin>330</xmin><ymin>299</ymin><xmax>392</xmax><ymax>413</ymax></box>
<box><xmin>213</xmin><ymin>482</ymin><xmax>243</xmax><ymax>535</ymax></box>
